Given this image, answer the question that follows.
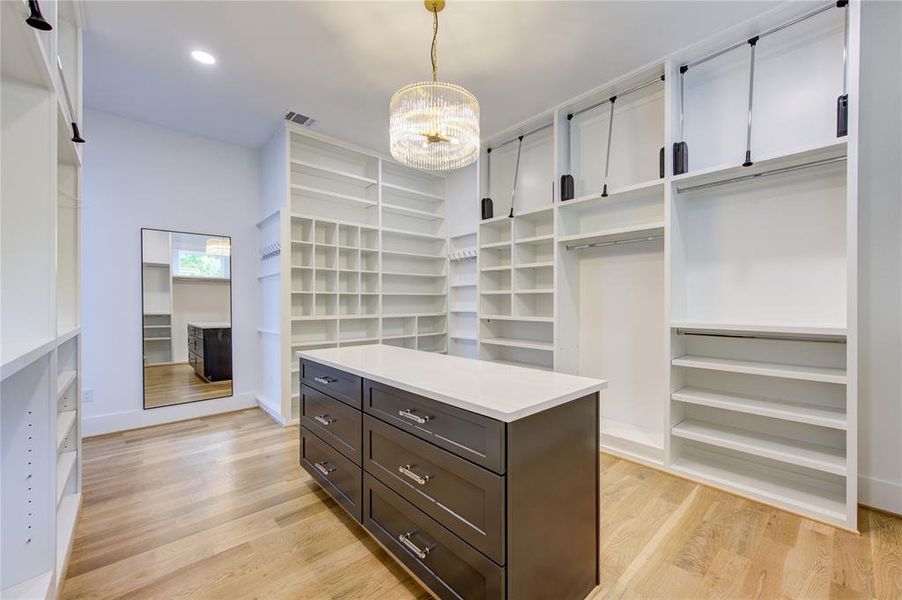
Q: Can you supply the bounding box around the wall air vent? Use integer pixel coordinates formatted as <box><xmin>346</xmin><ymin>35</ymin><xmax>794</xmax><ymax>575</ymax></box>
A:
<box><xmin>285</xmin><ymin>111</ymin><xmax>315</xmax><ymax>128</ymax></box>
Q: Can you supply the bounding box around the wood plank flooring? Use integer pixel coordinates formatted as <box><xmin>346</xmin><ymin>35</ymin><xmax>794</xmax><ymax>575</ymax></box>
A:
<box><xmin>143</xmin><ymin>363</ymin><xmax>232</xmax><ymax>408</ymax></box>
<box><xmin>62</xmin><ymin>409</ymin><xmax>902</xmax><ymax>600</ymax></box>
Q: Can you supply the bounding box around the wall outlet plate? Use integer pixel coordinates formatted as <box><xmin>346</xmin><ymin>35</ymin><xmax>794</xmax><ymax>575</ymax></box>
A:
<box><xmin>83</xmin><ymin>388</ymin><xmax>93</xmax><ymax>403</ymax></box>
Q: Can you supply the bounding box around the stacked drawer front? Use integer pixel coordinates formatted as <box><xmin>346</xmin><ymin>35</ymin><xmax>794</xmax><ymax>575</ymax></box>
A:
<box><xmin>187</xmin><ymin>325</ymin><xmax>203</xmax><ymax>375</ymax></box>
<box><xmin>298</xmin><ymin>360</ymin><xmax>507</xmax><ymax>600</ymax></box>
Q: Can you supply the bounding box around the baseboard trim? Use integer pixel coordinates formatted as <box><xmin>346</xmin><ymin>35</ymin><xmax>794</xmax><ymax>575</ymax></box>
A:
<box><xmin>83</xmin><ymin>393</ymin><xmax>258</xmax><ymax>437</ymax></box>
<box><xmin>256</xmin><ymin>395</ymin><xmax>299</xmax><ymax>427</ymax></box>
<box><xmin>860</xmin><ymin>474</ymin><xmax>902</xmax><ymax>515</ymax></box>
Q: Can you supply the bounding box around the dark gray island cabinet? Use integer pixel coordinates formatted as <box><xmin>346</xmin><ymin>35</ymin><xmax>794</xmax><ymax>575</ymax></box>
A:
<box><xmin>296</xmin><ymin>344</ymin><xmax>607</xmax><ymax>600</ymax></box>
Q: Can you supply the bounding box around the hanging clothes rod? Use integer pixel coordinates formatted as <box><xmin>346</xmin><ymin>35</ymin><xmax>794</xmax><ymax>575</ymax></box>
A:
<box><xmin>677</xmin><ymin>330</ymin><xmax>847</xmax><ymax>343</ymax></box>
<box><xmin>683</xmin><ymin>1</ymin><xmax>837</xmax><ymax>70</ymax></box>
<box><xmin>489</xmin><ymin>122</ymin><xmax>553</xmax><ymax>152</ymax></box>
<box><xmin>676</xmin><ymin>155</ymin><xmax>846</xmax><ymax>194</ymax></box>
<box><xmin>566</xmin><ymin>234</ymin><xmax>664</xmax><ymax>251</ymax></box>
<box><xmin>567</xmin><ymin>75</ymin><xmax>664</xmax><ymax>119</ymax></box>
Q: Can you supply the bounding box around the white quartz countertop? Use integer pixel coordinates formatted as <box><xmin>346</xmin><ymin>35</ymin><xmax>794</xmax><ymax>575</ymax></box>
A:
<box><xmin>296</xmin><ymin>344</ymin><xmax>607</xmax><ymax>422</ymax></box>
<box><xmin>188</xmin><ymin>321</ymin><xmax>231</xmax><ymax>329</ymax></box>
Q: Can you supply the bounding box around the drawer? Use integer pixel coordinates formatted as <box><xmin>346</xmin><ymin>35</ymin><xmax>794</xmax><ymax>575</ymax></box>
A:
<box><xmin>187</xmin><ymin>325</ymin><xmax>199</xmax><ymax>338</ymax></box>
<box><xmin>301</xmin><ymin>360</ymin><xmax>361</xmax><ymax>409</ymax></box>
<box><xmin>364</xmin><ymin>415</ymin><xmax>505</xmax><ymax>564</ymax></box>
<box><xmin>300</xmin><ymin>384</ymin><xmax>362</xmax><ymax>465</ymax></box>
<box><xmin>363</xmin><ymin>473</ymin><xmax>504</xmax><ymax>600</ymax></box>
<box><xmin>364</xmin><ymin>380</ymin><xmax>505</xmax><ymax>474</ymax></box>
<box><xmin>300</xmin><ymin>429</ymin><xmax>362</xmax><ymax>522</ymax></box>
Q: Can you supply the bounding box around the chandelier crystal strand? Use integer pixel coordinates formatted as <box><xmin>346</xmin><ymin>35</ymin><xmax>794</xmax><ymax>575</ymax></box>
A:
<box><xmin>389</xmin><ymin>1</ymin><xmax>479</xmax><ymax>172</ymax></box>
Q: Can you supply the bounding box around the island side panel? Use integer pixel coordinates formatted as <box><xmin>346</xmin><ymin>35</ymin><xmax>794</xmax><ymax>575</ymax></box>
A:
<box><xmin>506</xmin><ymin>392</ymin><xmax>599</xmax><ymax>600</ymax></box>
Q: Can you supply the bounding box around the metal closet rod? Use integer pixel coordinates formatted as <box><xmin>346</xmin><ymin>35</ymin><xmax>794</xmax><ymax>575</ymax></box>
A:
<box><xmin>567</xmin><ymin>75</ymin><xmax>665</xmax><ymax>120</ymax></box>
<box><xmin>488</xmin><ymin>122</ymin><xmax>554</xmax><ymax>152</ymax></box>
<box><xmin>683</xmin><ymin>1</ymin><xmax>838</xmax><ymax>70</ymax></box>
<box><xmin>566</xmin><ymin>234</ymin><xmax>664</xmax><ymax>251</ymax></box>
<box><xmin>676</xmin><ymin>155</ymin><xmax>846</xmax><ymax>194</ymax></box>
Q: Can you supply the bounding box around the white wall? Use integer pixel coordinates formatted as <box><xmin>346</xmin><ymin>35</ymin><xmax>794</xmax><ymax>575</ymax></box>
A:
<box><xmin>171</xmin><ymin>280</ymin><xmax>231</xmax><ymax>363</ymax></box>
<box><xmin>858</xmin><ymin>0</ymin><xmax>902</xmax><ymax>515</ymax></box>
<box><xmin>82</xmin><ymin>109</ymin><xmax>259</xmax><ymax>435</ymax></box>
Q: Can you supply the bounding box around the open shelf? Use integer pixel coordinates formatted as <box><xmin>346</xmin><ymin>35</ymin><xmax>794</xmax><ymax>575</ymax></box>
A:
<box><xmin>672</xmin><ymin>386</ymin><xmax>846</xmax><ymax>430</ymax></box>
<box><xmin>671</xmin><ymin>355</ymin><xmax>847</xmax><ymax>384</ymax></box>
<box><xmin>559</xmin><ymin>222</ymin><xmax>664</xmax><ymax>248</ymax></box>
<box><xmin>56</xmin><ymin>411</ymin><xmax>77</xmax><ymax>450</ymax></box>
<box><xmin>671</xmin><ymin>448</ymin><xmax>846</xmax><ymax>524</ymax></box>
<box><xmin>481</xmin><ymin>314</ymin><xmax>553</xmax><ymax>323</ymax></box>
<box><xmin>562</xmin><ymin>179</ymin><xmax>664</xmax><ymax>209</ymax></box>
<box><xmin>56</xmin><ymin>492</ymin><xmax>80</xmax><ymax>573</ymax></box>
<box><xmin>514</xmin><ymin>234</ymin><xmax>553</xmax><ymax>246</ymax></box>
<box><xmin>600</xmin><ymin>418</ymin><xmax>665</xmax><ymax>460</ymax></box>
<box><xmin>56</xmin><ymin>452</ymin><xmax>77</xmax><ymax>505</ymax></box>
<box><xmin>480</xmin><ymin>337</ymin><xmax>553</xmax><ymax>351</ymax></box>
<box><xmin>672</xmin><ymin>138</ymin><xmax>847</xmax><ymax>192</ymax></box>
<box><xmin>672</xmin><ymin>418</ymin><xmax>846</xmax><ymax>476</ymax></box>
<box><xmin>382</xmin><ymin>203</ymin><xmax>443</xmax><ymax>221</ymax></box>
<box><xmin>1</xmin><ymin>338</ymin><xmax>55</xmax><ymax>382</ymax></box>
<box><xmin>382</xmin><ymin>182</ymin><xmax>443</xmax><ymax>202</ymax></box>
<box><xmin>56</xmin><ymin>370</ymin><xmax>76</xmax><ymax>399</ymax></box>
<box><xmin>671</xmin><ymin>321</ymin><xmax>847</xmax><ymax>340</ymax></box>
<box><xmin>290</xmin><ymin>184</ymin><xmax>377</xmax><ymax>208</ymax></box>
<box><xmin>382</xmin><ymin>227</ymin><xmax>445</xmax><ymax>241</ymax></box>
<box><xmin>290</xmin><ymin>159</ymin><xmax>377</xmax><ymax>187</ymax></box>
<box><xmin>382</xmin><ymin>249</ymin><xmax>444</xmax><ymax>260</ymax></box>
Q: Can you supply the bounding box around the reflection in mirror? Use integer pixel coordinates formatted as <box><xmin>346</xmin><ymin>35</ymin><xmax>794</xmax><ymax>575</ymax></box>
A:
<box><xmin>142</xmin><ymin>229</ymin><xmax>232</xmax><ymax>409</ymax></box>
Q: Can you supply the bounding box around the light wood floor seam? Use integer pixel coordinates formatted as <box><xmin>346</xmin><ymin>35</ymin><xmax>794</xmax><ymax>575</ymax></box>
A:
<box><xmin>62</xmin><ymin>408</ymin><xmax>902</xmax><ymax>600</ymax></box>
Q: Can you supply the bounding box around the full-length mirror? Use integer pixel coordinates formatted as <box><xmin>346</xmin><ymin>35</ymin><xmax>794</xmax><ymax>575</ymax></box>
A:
<box><xmin>142</xmin><ymin>229</ymin><xmax>232</xmax><ymax>409</ymax></box>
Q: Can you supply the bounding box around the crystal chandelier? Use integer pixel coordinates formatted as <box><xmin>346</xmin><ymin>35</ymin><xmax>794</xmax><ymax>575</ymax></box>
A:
<box><xmin>389</xmin><ymin>0</ymin><xmax>479</xmax><ymax>172</ymax></box>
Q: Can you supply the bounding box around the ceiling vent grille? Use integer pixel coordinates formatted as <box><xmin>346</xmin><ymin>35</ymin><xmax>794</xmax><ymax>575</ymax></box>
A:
<box><xmin>285</xmin><ymin>111</ymin><xmax>315</xmax><ymax>128</ymax></box>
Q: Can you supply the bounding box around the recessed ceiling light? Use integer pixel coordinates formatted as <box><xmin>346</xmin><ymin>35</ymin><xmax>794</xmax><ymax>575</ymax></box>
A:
<box><xmin>191</xmin><ymin>50</ymin><xmax>216</xmax><ymax>65</ymax></box>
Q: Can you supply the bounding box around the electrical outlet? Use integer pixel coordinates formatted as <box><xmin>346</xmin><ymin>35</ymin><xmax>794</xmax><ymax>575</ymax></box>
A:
<box><xmin>82</xmin><ymin>388</ymin><xmax>93</xmax><ymax>403</ymax></box>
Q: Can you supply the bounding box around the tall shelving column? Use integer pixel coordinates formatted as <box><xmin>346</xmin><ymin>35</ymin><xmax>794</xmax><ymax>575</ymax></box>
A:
<box><xmin>380</xmin><ymin>161</ymin><xmax>448</xmax><ymax>354</ymax></box>
<box><xmin>665</xmin><ymin>2</ymin><xmax>858</xmax><ymax>529</ymax></box>
<box><xmin>2</xmin><ymin>0</ymin><xmax>85</xmax><ymax>596</ymax></box>
<box><xmin>447</xmin><ymin>232</ymin><xmax>478</xmax><ymax>358</ymax></box>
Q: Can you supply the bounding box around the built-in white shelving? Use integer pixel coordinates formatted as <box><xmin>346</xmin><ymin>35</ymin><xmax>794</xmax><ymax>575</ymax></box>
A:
<box><xmin>257</xmin><ymin>126</ymin><xmax>449</xmax><ymax>424</ymax></box>
<box><xmin>465</xmin><ymin>1</ymin><xmax>861</xmax><ymax>530</ymax></box>
<box><xmin>2</xmin><ymin>1</ymin><xmax>85</xmax><ymax>594</ymax></box>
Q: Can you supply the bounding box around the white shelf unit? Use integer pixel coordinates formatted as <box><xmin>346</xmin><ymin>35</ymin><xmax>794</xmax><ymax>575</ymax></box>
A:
<box><xmin>478</xmin><ymin>209</ymin><xmax>556</xmax><ymax>371</ymax></box>
<box><xmin>465</xmin><ymin>2</ymin><xmax>861</xmax><ymax>530</ymax></box>
<box><xmin>555</xmin><ymin>64</ymin><xmax>668</xmax><ymax>465</ymax></box>
<box><xmin>664</xmin><ymin>0</ymin><xmax>857</xmax><ymax>529</ymax></box>
<box><xmin>257</xmin><ymin>126</ymin><xmax>448</xmax><ymax>424</ymax></box>
<box><xmin>447</xmin><ymin>232</ymin><xmax>477</xmax><ymax>358</ymax></box>
<box><xmin>2</xmin><ymin>1</ymin><xmax>84</xmax><ymax>596</ymax></box>
<box><xmin>381</xmin><ymin>162</ymin><xmax>447</xmax><ymax>355</ymax></box>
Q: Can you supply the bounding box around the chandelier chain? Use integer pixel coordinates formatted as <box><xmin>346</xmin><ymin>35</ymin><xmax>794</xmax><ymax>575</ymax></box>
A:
<box><xmin>431</xmin><ymin>7</ymin><xmax>438</xmax><ymax>82</ymax></box>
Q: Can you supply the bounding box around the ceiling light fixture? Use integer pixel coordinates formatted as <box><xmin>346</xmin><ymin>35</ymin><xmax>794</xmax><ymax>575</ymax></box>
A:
<box><xmin>191</xmin><ymin>50</ymin><xmax>216</xmax><ymax>65</ymax></box>
<box><xmin>389</xmin><ymin>0</ymin><xmax>479</xmax><ymax>172</ymax></box>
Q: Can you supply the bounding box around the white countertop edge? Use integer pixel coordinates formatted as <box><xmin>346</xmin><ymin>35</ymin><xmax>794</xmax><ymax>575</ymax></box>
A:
<box><xmin>294</xmin><ymin>349</ymin><xmax>607</xmax><ymax>422</ymax></box>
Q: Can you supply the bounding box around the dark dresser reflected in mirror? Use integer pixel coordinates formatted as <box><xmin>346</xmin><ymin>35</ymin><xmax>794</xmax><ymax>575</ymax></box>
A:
<box><xmin>141</xmin><ymin>229</ymin><xmax>232</xmax><ymax>409</ymax></box>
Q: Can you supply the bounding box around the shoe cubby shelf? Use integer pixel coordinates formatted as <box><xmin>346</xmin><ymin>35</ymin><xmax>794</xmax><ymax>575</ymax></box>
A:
<box><xmin>260</xmin><ymin>127</ymin><xmax>450</xmax><ymax>423</ymax></box>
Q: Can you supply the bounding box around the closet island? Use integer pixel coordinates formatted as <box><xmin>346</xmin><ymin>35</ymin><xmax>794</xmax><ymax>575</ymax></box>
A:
<box><xmin>295</xmin><ymin>344</ymin><xmax>606</xmax><ymax>600</ymax></box>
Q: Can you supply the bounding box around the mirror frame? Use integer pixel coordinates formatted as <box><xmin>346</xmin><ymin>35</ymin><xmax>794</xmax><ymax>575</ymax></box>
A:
<box><xmin>140</xmin><ymin>227</ymin><xmax>233</xmax><ymax>410</ymax></box>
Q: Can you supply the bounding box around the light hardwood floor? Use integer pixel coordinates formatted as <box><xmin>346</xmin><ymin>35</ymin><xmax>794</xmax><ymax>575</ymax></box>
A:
<box><xmin>62</xmin><ymin>409</ymin><xmax>902</xmax><ymax>600</ymax></box>
<box><xmin>143</xmin><ymin>363</ymin><xmax>232</xmax><ymax>409</ymax></box>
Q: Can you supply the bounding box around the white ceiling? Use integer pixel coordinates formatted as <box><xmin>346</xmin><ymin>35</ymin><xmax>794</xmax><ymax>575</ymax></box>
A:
<box><xmin>84</xmin><ymin>1</ymin><xmax>782</xmax><ymax>152</ymax></box>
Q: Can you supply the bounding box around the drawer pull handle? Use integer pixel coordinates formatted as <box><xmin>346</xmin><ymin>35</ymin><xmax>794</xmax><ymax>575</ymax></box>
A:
<box><xmin>398</xmin><ymin>464</ymin><xmax>430</xmax><ymax>485</ymax></box>
<box><xmin>314</xmin><ymin>415</ymin><xmax>336</xmax><ymax>426</ymax></box>
<box><xmin>398</xmin><ymin>532</ymin><xmax>431</xmax><ymax>560</ymax></box>
<box><xmin>314</xmin><ymin>376</ymin><xmax>338</xmax><ymax>385</ymax></box>
<box><xmin>398</xmin><ymin>409</ymin><xmax>430</xmax><ymax>424</ymax></box>
<box><xmin>314</xmin><ymin>461</ymin><xmax>335</xmax><ymax>477</ymax></box>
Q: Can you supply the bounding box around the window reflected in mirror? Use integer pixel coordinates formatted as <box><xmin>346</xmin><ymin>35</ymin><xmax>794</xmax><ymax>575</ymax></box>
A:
<box><xmin>142</xmin><ymin>229</ymin><xmax>232</xmax><ymax>409</ymax></box>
